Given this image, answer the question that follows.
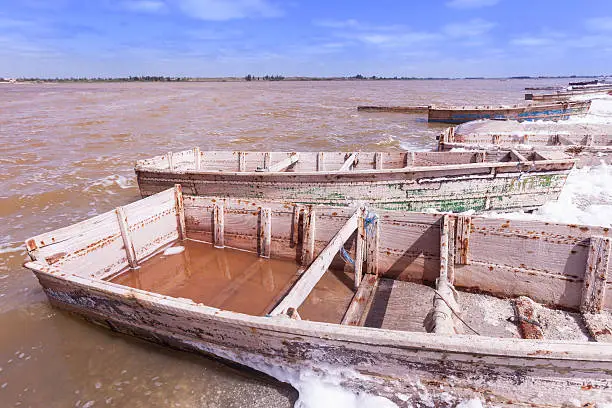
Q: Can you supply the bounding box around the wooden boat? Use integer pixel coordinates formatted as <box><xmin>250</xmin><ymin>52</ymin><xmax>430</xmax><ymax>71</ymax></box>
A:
<box><xmin>24</xmin><ymin>186</ymin><xmax>612</xmax><ymax>406</ymax></box>
<box><xmin>135</xmin><ymin>150</ymin><xmax>576</xmax><ymax>213</ymax></box>
<box><xmin>438</xmin><ymin>126</ymin><xmax>612</xmax><ymax>167</ymax></box>
<box><xmin>427</xmin><ymin>100</ymin><xmax>591</xmax><ymax>124</ymax></box>
<box><xmin>357</xmin><ymin>105</ymin><xmax>429</xmax><ymax>113</ymax></box>
<box><xmin>526</xmin><ymin>85</ymin><xmax>612</xmax><ymax>102</ymax></box>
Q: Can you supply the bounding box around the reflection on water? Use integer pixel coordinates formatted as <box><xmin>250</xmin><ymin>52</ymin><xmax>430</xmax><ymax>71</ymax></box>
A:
<box><xmin>0</xmin><ymin>78</ymin><xmax>572</xmax><ymax>406</ymax></box>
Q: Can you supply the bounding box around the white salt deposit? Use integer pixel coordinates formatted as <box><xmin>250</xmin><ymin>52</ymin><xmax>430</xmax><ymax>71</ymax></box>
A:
<box><xmin>162</xmin><ymin>246</ymin><xmax>185</xmax><ymax>256</ymax></box>
<box><xmin>485</xmin><ymin>162</ymin><xmax>612</xmax><ymax>227</ymax></box>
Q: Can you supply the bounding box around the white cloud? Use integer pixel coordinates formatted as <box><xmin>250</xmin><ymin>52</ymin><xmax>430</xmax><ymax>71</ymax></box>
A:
<box><xmin>122</xmin><ymin>0</ymin><xmax>166</xmax><ymax>13</ymax></box>
<box><xmin>510</xmin><ymin>36</ymin><xmax>555</xmax><ymax>47</ymax></box>
<box><xmin>446</xmin><ymin>0</ymin><xmax>499</xmax><ymax>9</ymax></box>
<box><xmin>176</xmin><ymin>0</ymin><xmax>282</xmax><ymax>21</ymax></box>
<box><xmin>586</xmin><ymin>17</ymin><xmax>612</xmax><ymax>32</ymax></box>
<box><xmin>443</xmin><ymin>18</ymin><xmax>496</xmax><ymax>37</ymax></box>
<box><xmin>314</xmin><ymin>19</ymin><xmax>360</xmax><ymax>29</ymax></box>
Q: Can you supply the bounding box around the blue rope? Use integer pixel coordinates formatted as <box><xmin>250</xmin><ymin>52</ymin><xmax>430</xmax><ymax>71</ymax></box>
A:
<box><xmin>340</xmin><ymin>247</ymin><xmax>355</xmax><ymax>266</ymax></box>
<box><xmin>364</xmin><ymin>212</ymin><xmax>378</xmax><ymax>236</ymax></box>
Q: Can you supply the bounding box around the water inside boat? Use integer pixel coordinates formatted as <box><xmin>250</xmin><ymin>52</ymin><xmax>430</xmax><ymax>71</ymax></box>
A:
<box><xmin>107</xmin><ymin>240</ymin><xmax>603</xmax><ymax>341</ymax></box>
<box><xmin>109</xmin><ymin>240</ymin><xmax>355</xmax><ymax>323</ymax></box>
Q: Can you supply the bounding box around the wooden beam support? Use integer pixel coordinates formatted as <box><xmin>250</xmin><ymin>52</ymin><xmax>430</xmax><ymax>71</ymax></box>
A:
<box><xmin>339</xmin><ymin>153</ymin><xmax>357</xmax><ymax>172</ymax></box>
<box><xmin>341</xmin><ymin>274</ymin><xmax>379</xmax><ymax>326</ymax></box>
<box><xmin>581</xmin><ymin>236</ymin><xmax>611</xmax><ymax>313</ymax></box>
<box><xmin>238</xmin><ymin>152</ymin><xmax>246</xmax><ymax>172</ymax></box>
<box><xmin>300</xmin><ymin>207</ymin><xmax>315</xmax><ymax>266</ymax></box>
<box><xmin>193</xmin><ymin>147</ymin><xmax>201</xmax><ymax>170</ymax></box>
<box><xmin>404</xmin><ymin>152</ymin><xmax>415</xmax><ymax>167</ymax></box>
<box><xmin>354</xmin><ymin>208</ymin><xmax>366</xmax><ymax>290</ymax></box>
<box><xmin>115</xmin><ymin>206</ymin><xmax>138</xmax><ymax>269</ymax></box>
<box><xmin>259</xmin><ymin>153</ymin><xmax>299</xmax><ymax>172</ymax></box>
<box><xmin>447</xmin><ymin>216</ymin><xmax>456</xmax><ymax>284</ymax></box>
<box><xmin>455</xmin><ymin>215</ymin><xmax>471</xmax><ymax>265</ymax></box>
<box><xmin>510</xmin><ymin>148</ymin><xmax>528</xmax><ymax>163</ymax></box>
<box><xmin>290</xmin><ymin>205</ymin><xmax>301</xmax><ymax>248</ymax></box>
<box><xmin>271</xmin><ymin>209</ymin><xmax>361</xmax><ymax>316</ymax></box>
<box><xmin>167</xmin><ymin>151</ymin><xmax>174</xmax><ymax>171</ymax></box>
<box><xmin>263</xmin><ymin>152</ymin><xmax>271</xmax><ymax>170</ymax></box>
<box><xmin>174</xmin><ymin>184</ymin><xmax>186</xmax><ymax>240</ymax></box>
<box><xmin>316</xmin><ymin>152</ymin><xmax>325</xmax><ymax>171</ymax></box>
<box><xmin>213</xmin><ymin>203</ymin><xmax>225</xmax><ymax>248</ymax></box>
<box><xmin>374</xmin><ymin>152</ymin><xmax>383</xmax><ymax>170</ymax></box>
<box><xmin>365</xmin><ymin>212</ymin><xmax>380</xmax><ymax>276</ymax></box>
<box><xmin>259</xmin><ymin>207</ymin><xmax>271</xmax><ymax>258</ymax></box>
<box><xmin>432</xmin><ymin>214</ymin><xmax>456</xmax><ymax>334</ymax></box>
<box><xmin>513</xmin><ymin>296</ymin><xmax>544</xmax><ymax>339</ymax></box>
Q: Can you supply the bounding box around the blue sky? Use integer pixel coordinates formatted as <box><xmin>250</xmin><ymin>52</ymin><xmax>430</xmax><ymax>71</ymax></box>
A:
<box><xmin>1</xmin><ymin>0</ymin><xmax>611</xmax><ymax>78</ymax></box>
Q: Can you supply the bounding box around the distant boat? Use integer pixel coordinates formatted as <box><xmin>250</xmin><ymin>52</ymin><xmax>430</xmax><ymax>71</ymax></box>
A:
<box><xmin>427</xmin><ymin>100</ymin><xmax>591</xmax><ymax>124</ymax></box>
<box><xmin>526</xmin><ymin>83</ymin><xmax>612</xmax><ymax>101</ymax></box>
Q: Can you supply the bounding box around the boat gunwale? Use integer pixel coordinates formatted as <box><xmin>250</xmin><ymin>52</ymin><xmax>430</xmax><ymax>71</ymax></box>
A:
<box><xmin>134</xmin><ymin>157</ymin><xmax>577</xmax><ymax>177</ymax></box>
<box><xmin>24</xmin><ymin>259</ymin><xmax>612</xmax><ymax>364</ymax></box>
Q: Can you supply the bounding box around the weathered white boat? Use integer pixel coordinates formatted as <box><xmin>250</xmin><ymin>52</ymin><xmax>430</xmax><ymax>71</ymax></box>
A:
<box><xmin>24</xmin><ymin>186</ymin><xmax>612</xmax><ymax>407</ymax></box>
<box><xmin>438</xmin><ymin>125</ymin><xmax>612</xmax><ymax>167</ymax></box>
<box><xmin>428</xmin><ymin>100</ymin><xmax>591</xmax><ymax>124</ymax></box>
<box><xmin>135</xmin><ymin>149</ymin><xmax>577</xmax><ymax>213</ymax></box>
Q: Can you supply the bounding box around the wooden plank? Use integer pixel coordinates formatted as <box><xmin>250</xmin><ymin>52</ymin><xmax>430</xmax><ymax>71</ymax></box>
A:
<box><xmin>338</xmin><ymin>153</ymin><xmax>357</xmax><ymax>171</ymax></box>
<box><xmin>259</xmin><ymin>207</ymin><xmax>271</xmax><ymax>258</ymax></box>
<box><xmin>513</xmin><ymin>296</ymin><xmax>544</xmax><ymax>339</ymax></box>
<box><xmin>581</xmin><ymin>236</ymin><xmax>611</xmax><ymax>313</ymax></box>
<box><xmin>115</xmin><ymin>206</ymin><xmax>138</xmax><ymax>269</ymax></box>
<box><xmin>301</xmin><ymin>207</ymin><xmax>315</xmax><ymax>266</ymax></box>
<box><xmin>354</xmin><ymin>208</ymin><xmax>366</xmax><ymax>290</ymax></box>
<box><xmin>213</xmin><ymin>203</ymin><xmax>224</xmax><ymax>248</ymax></box>
<box><xmin>174</xmin><ymin>184</ymin><xmax>186</xmax><ymax>240</ymax></box>
<box><xmin>365</xmin><ymin>212</ymin><xmax>380</xmax><ymax>276</ymax></box>
<box><xmin>193</xmin><ymin>147</ymin><xmax>201</xmax><ymax>170</ymax></box>
<box><xmin>264</xmin><ymin>153</ymin><xmax>299</xmax><ymax>172</ymax></box>
<box><xmin>582</xmin><ymin>312</ymin><xmax>612</xmax><ymax>343</ymax></box>
<box><xmin>455</xmin><ymin>215</ymin><xmax>471</xmax><ymax>265</ymax></box>
<box><xmin>238</xmin><ymin>152</ymin><xmax>246</xmax><ymax>171</ymax></box>
<box><xmin>271</xmin><ymin>209</ymin><xmax>360</xmax><ymax>315</ymax></box>
<box><xmin>374</xmin><ymin>152</ymin><xmax>383</xmax><ymax>170</ymax></box>
<box><xmin>341</xmin><ymin>274</ymin><xmax>379</xmax><ymax>326</ymax></box>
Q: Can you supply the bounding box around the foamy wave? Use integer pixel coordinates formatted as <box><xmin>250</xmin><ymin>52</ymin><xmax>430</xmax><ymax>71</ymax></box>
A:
<box><xmin>84</xmin><ymin>174</ymin><xmax>135</xmax><ymax>192</ymax></box>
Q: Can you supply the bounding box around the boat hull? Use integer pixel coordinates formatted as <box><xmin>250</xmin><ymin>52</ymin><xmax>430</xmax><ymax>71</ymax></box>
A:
<box><xmin>31</xmin><ymin>269</ymin><xmax>612</xmax><ymax>408</ymax></box>
<box><xmin>136</xmin><ymin>167</ymin><xmax>572</xmax><ymax>213</ymax></box>
<box><xmin>428</xmin><ymin>101</ymin><xmax>591</xmax><ymax>124</ymax></box>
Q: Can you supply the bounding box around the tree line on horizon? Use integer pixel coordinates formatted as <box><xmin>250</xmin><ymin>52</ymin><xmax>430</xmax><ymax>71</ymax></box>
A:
<box><xmin>1</xmin><ymin>74</ymin><xmax>606</xmax><ymax>83</ymax></box>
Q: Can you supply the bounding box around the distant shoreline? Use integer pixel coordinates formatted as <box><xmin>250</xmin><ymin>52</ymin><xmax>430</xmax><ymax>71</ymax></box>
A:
<box><xmin>0</xmin><ymin>75</ymin><xmax>608</xmax><ymax>84</ymax></box>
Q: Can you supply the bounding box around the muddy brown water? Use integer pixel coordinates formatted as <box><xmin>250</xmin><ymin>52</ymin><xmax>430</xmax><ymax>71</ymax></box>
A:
<box><xmin>110</xmin><ymin>241</ymin><xmax>354</xmax><ymax>324</ymax></box>
<box><xmin>0</xmin><ymin>78</ymin><xmax>572</xmax><ymax>407</ymax></box>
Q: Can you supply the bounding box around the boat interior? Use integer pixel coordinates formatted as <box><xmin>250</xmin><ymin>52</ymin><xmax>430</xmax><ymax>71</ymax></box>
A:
<box><xmin>135</xmin><ymin>149</ymin><xmax>570</xmax><ymax>173</ymax></box>
<box><xmin>440</xmin><ymin>127</ymin><xmax>612</xmax><ymax>150</ymax></box>
<box><xmin>25</xmin><ymin>187</ymin><xmax>611</xmax><ymax>343</ymax></box>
